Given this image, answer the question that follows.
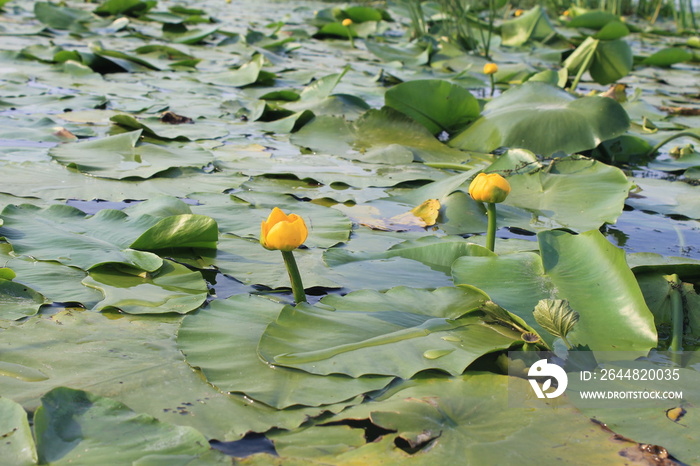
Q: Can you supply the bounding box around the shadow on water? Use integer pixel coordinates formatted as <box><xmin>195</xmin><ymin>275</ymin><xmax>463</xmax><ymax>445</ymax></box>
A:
<box><xmin>210</xmin><ymin>433</ymin><xmax>278</xmax><ymax>458</ymax></box>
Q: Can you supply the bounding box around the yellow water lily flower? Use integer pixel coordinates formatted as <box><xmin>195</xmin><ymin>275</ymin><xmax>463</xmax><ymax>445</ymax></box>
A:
<box><xmin>514</xmin><ymin>9</ymin><xmax>524</xmax><ymax>16</ymax></box>
<box><xmin>468</xmin><ymin>173</ymin><xmax>511</xmax><ymax>204</ymax></box>
<box><xmin>260</xmin><ymin>207</ymin><xmax>308</xmax><ymax>251</ymax></box>
<box><xmin>342</xmin><ymin>18</ymin><xmax>353</xmax><ymax>27</ymax></box>
<box><xmin>483</xmin><ymin>63</ymin><xmax>498</xmax><ymax>75</ymax></box>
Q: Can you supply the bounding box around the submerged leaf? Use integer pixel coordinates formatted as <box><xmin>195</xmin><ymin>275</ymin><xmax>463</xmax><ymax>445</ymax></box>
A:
<box><xmin>533</xmin><ymin>299</ymin><xmax>579</xmax><ymax>343</ymax></box>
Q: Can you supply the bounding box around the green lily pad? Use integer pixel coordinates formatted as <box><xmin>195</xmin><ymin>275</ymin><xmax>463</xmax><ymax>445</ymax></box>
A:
<box><xmin>331</xmin><ymin>372</ymin><xmax>635</xmax><ymax>464</ymax></box>
<box><xmin>500</xmin><ymin>6</ymin><xmax>556</xmax><ymax>46</ymax></box>
<box><xmin>0</xmin><ymin>310</ymin><xmax>326</xmax><ymax>440</ymax></box>
<box><xmin>83</xmin><ymin>260</ymin><xmax>208</xmax><ymax>315</ymax></box>
<box><xmin>449</xmin><ymin>82</ymin><xmax>630</xmax><ymax>155</ymax></box>
<box><xmin>0</xmin><ymin>204</ymin><xmax>217</xmax><ymax>271</ymax></box>
<box><xmin>626</xmin><ymin>177</ymin><xmax>700</xmax><ymax>219</ymax></box>
<box><xmin>34</xmin><ymin>2</ymin><xmax>94</xmax><ymax>30</ymax></box>
<box><xmin>643</xmin><ymin>47</ymin><xmax>693</xmax><ymax>67</ymax></box>
<box><xmin>417</xmin><ymin>152</ymin><xmax>630</xmax><ymax>233</ymax></box>
<box><xmin>0</xmin><ymin>397</ymin><xmax>37</xmax><ymax>466</ymax></box>
<box><xmin>0</xmin><ymin>243</ymin><xmax>102</xmax><ymax>307</ymax></box>
<box><xmin>34</xmin><ymin>387</ymin><xmax>210</xmax><ymax>464</ymax></box>
<box><xmin>453</xmin><ymin>229</ymin><xmax>657</xmax><ymax>352</ymax></box>
<box><xmin>110</xmin><ymin>114</ymin><xmax>229</xmax><ymax>141</ymax></box>
<box><xmin>94</xmin><ymin>0</ymin><xmax>156</xmax><ymax>17</ymax></box>
<box><xmin>567</xmin><ymin>10</ymin><xmax>621</xmax><ymax>29</ymax></box>
<box><xmin>365</xmin><ymin>40</ymin><xmax>432</xmax><ymax>66</ymax></box>
<box><xmin>589</xmin><ymin>39</ymin><xmax>634</xmax><ymax>85</ymax></box>
<box><xmin>325</xmin><ymin>236</ymin><xmax>494</xmax><ymax>276</ymax></box>
<box><xmin>384</xmin><ymin>80</ymin><xmax>480</xmax><ymax>135</ymax></box>
<box><xmin>163</xmin><ymin>25</ymin><xmax>220</xmax><ymax>45</ymax></box>
<box><xmin>292</xmin><ymin>108</ymin><xmax>471</xmax><ymax>164</ymax></box>
<box><xmin>178</xmin><ymin>295</ymin><xmax>392</xmax><ymax>408</ymax></box>
<box><xmin>215</xmin><ymin>140</ymin><xmax>447</xmax><ymax>189</ymax></box>
<box><xmin>0</xmin><ymin>279</ymin><xmax>47</xmax><ymax>321</ymax></box>
<box><xmin>500</xmin><ymin>154</ymin><xmax>632</xmax><ymax>232</ymax></box>
<box><xmin>49</xmin><ymin>131</ymin><xmax>214</xmax><ymax>179</ymax></box>
<box><xmin>0</xmin><ymin>161</ymin><xmax>246</xmax><ymax>202</ymax></box>
<box><xmin>200</xmin><ymin>54</ymin><xmax>272</xmax><ymax>87</ymax></box>
<box><xmin>572</xmin><ymin>361</ymin><xmax>700</xmax><ymax>465</ymax></box>
<box><xmin>593</xmin><ymin>21</ymin><xmax>629</xmax><ymax>40</ymax></box>
<box><xmin>258</xmin><ymin>286</ymin><xmax>523</xmax><ymax>378</ymax></box>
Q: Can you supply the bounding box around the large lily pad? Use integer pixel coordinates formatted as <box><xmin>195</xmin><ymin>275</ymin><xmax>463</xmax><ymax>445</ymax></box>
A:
<box><xmin>49</xmin><ymin>131</ymin><xmax>214</xmax><ymax>179</ymax></box>
<box><xmin>258</xmin><ymin>286</ymin><xmax>523</xmax><ymax>378</ymax></box>
<box><xmin>449</xmin><ymin>82</ymin><xmax>630</xmax><ymax>155</ymax></box>
<box><xmin>278</xmin><ymin>372</ymin><xmax>636</xmax><ymax>465</ymax></box>
<box><xmin>178</xmin><ymin>295</ymin><xmax>393</xmax><ymax>409</ymax></box>
<box><xmin>0</xmin><ymin>279</ymin><xmax>47</xmax><ymax>321</ymax></box>
<box><xmin>34</xmin><ymin>387</ymin><xmax>211</xmax><ymax>464</ymax></box>
<box><xmin>453</xmin><ymin>229</ymin><xmax>657</xmax><ymax>352</ymax></box>
<box><xmin>0</xmin><ymin>243</ymin><xmax>102</xmax><ymax>308</ymax></box>
<box><xmin>500</xmin><ymin>6</ymin><xmax>556</xmax><ymax>46</ymax></box>
<box><xmin>626</xmin><ymin>177</ymin><xmax>700</xmax><ymax>219</ymax></box>
<box><xmin>500</xmin><ymin>153</ymin><xmax>632</xmax><ymax>232</ymax></box>
<box><xmin>0</xmin><ymin>161</ymin><xmax>246</xmax><ymax>201</ymax></box>
<box><xmin>384</xmin><ymin>80</ymin><xmax>480</xmax><ymax>135</ymax></box>
<box><xmin>0</xmin><ymin>310</ymin><xmax>327</xmax><ymax>440</ymax></box>
<box><xmin>83</xmin><ymin>260</ymin><xmax>208</xmax><ymax>315</ymax></box>
<box><xmin>0</xmin><ymin>397</ymin><xmax>36</xmax><ymax>466</ymax></box>
<box><xmin>0</xmin><ymin>204</ymin><xmax>217</xmax><ymax>271</ymax></box>
<box><xmin>291</xmin><ymin>108</ymin><xmax>472</xmax><ymax>164</ymax></box>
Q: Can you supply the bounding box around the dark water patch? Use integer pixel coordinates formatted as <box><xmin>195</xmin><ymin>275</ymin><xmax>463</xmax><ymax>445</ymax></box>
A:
<box><xmin>210</xmin><ymin>433</ymin><xmax>277</xmax><ymax>458</ymax></box>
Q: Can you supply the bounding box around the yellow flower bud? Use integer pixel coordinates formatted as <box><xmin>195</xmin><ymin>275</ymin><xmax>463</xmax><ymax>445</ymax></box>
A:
<box><xmin>468</xmin><ymin>173</ymin><xmax>511</xmax><ymax>204</ymax></box>
<box><xmin>342</xmin><ymin>18</ymin><xmax>353</xmax><ymax>27</ymax></box>
<box><xmin>260</xmin><ymin>207</ymin><xmax>308</xmax><ymax>251</ymax></box>
<box><xmin>514</xmin><ymin>9</ymin><xmax>524</xmax><ymax>16</ymax></box>
<box><xmin>483</xmin><ymin>63</ymin><xmax>498</xmax><ymax>75</ymax></box>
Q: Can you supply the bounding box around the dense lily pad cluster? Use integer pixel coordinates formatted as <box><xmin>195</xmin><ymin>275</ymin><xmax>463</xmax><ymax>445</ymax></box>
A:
<box><xmin>0</xmin><ymin>0</ymin><xmax>699</xmax><ymax>464</ymax></box>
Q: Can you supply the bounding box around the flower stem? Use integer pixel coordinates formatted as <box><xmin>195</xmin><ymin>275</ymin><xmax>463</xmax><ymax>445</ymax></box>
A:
<box><xmin>346</xmin><ymin>29</ymin><xmax>355</xmax><ymax>48</ymax></box>
<box><xmin>489</xmin><ymin>74</ymin><xmax>495</xmax><ymax>97</ymax></box>
<box><xmin>281</xmin><ymin>250</ymin><xmax>306</xmax><ymax>304</ymax></box>
<box><xmin>486</xmin><ymin>202</ymin><xmax>497</xmax><ymax>252</ymax></box>
<box><xmin>669</xmin><ymin>274</ymin><xmax>683</xmax><ymax>352</ymax></box>
<box><xmin>645</xmin><ymin>131</ymin><xmax>700</xmax><ymax>158</ymax></box>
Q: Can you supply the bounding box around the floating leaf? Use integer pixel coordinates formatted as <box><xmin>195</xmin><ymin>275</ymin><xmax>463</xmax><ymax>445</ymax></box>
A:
<box><xmin>0</xmin><ymin>310</ymin><xmax>322</xmax><ymax>439</ymax></box>
<box><xmin>34</xmin><ymin>2</ymin><xmax>93</xmax><ymax>30</ymax></box>
<box><xmin>408</xmin><ymin>199</ymin><xmax>440</xmax><ymax>226</ymax></box>
<box><xmin>94</xmin><ymin>0</ymin><xmax>156</xmax><ymax>17</ymax></box>
<box><xmin>642</xmin><ymin>47</ymin><xmax>693</xmax><ymax>67</ymax></box>
<box><xmin>83</xmin><ymin>260</ymin><xmax>208</xmax><ymax>315</ymax></box>
<box><xmin>0</xmin><ymin>204</ymin><xmax>217</xmax><ymax>271</ymax></box>
<box><xmin>453</xmin><ymin>230</ymin><xmax>658</xmax><ymax>352</ymax></box>
<box><xmin>49</xmin><ymin>131</ymin><xmax>214</xmax><ymax>179</ymax></box>
<box><xmin>500</xmin><ymin>6</ymin><xmax>556</xmax><ymax>46</ymax></box>
<box><xmin>449</xmin><ymin>83</ymin><xmax>630</xmax><ymax>155</ymax></box>
<box><xmin>292</xmin><ymin>108</ymin><xmax>471</xmax><ymax>164</ymax></box>
<box><xmin>258</xmin><ymin>286</ymin><xmax>522</xmax><ymax>378</ymax></box>
<box><xmin>178</xmin><ymin>295</ymin><xmax>392</xmax><ymax>408</ymax></box>
<box><xmin>384</xmin><ymin>80</ymin><xmax>480</xmax><ymax>135</ymax></box>
<box><xmin>567</xmin><ymin>11</ymin><xmax>621</xmax><ymax>29</ymax></box>
<box><xmin>331</xmin><ymin>372</ymin><xmax>636</xmax><ymax>465</ymax></box>
<box><xmin>0</xmin><ymin>279</ymin><xmax>47</xmax><ymax>321</ymax></box>
<box><xmin>0</xmin><ymin>398</ymin><xmax>37</xmax><ymax>466</ymax></box>
<box><xmin>34</xmin><ymin>387</ymin><xmax>210</xmax><ymax>464</ymax></box>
